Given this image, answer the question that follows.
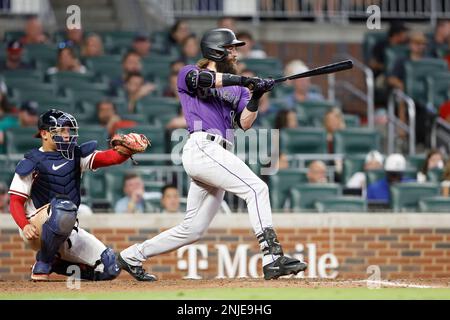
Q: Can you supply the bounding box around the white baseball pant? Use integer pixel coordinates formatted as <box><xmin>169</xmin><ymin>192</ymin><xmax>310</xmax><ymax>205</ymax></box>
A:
<box><xmin>120</xmin><ymin>131</ymin><xmax>279</xmax><ymax>267</ymax></box>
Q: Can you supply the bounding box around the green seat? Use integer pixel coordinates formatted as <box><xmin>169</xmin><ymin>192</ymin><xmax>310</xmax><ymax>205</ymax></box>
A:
<box><xmin>117</xmin><ymin>126</ymin><xmax>166</xmax><ymax>153</ymax></box>
<box><xmin>64</xmin><ymin>88</ymin><xmax>109</xmax><ymax>106</ymax></box>
<box><xmin>135</xmin><ymin>97</ymin><xmax>180</xmax><ymax>123</ymax></box>
<box><xmin>426</xmin><ymin>72</ymin><xmax>450</xmax><ymax>110</ymax></box>
<box><xmin>333</xmin><ymin>128</ymin><xmax>380</xmax><ymax>154</ymax></box>
<box><xmin>5</xmin><ymin>128</ymin><xmax>40</xmax><ymax>155</ymax></box>
<box><xmin>83</xmin><ymin>171</ymin><xmax>111</xmax><ymax>212</ymax></box>
<box><xmin>241</xmin><ymin>58</ymin><xmax>283</xmax><ymax>78</ymax></box>
<box><xmin>342</xmin><ymin>154</ymin><xmax>366</xmax><ymax>185</ymax></box>
<box><xmin>4</xmin><ymin>30</ymin><xmax>25</xmax><ymax>42</ymax></box>
<box><xmin>48</xmin><ymin>71</ymin><xmax>97</xmax><ymax>87</ymax></box>
<box><xmin>1</xmin><ymin>70</ymin><xmax>44</xmax><ymax>82</ymax></box>
<box><xmin>84</xmin><ymin>55</ymin><xmax>123</xmax><ymax>80</ymax></box>
<box><xmin>384</xmin><ymin>45</ymin><xmax>409</xmax><ymax>75</ymax></box>
<box><xmin>407</xmin><ymin>154</ymin><xmax>426</xmax><ymax>171</ymax></box>
<box><xmin>29</xmin><ymin>96</ymin><xmax>74</xmax><ymax>114</ymax></box>
<box><xmin>11</xmin><ymin>87</ymin><xmax>57</xmax><ymax>103</ymax></box>
<box><xmin>390</xmin><ymin>182</ymin><xmax>440</xmax><ymax>212</ymax></box>
<box><xmin>405</xmin><ymin>59</ymin><xmax>449</xmax><ymax>105</ymax></box>
<box><xmin>315</xmin><ymin>196</ymin><xmax>367</xmax><ymax>213</ymax></box>
<box><xmin>104</xmin><ymin>170</ymin><xmax>127</xmax><ymax>206</ymax></box>
<box><xmin>24</xmin><ymin>44</ymin><xmax>57</xmax><ymax>65</ymax></box>
<box><xmin>344</xmin><ymin>114</ymin><xmax>361</xmax><ymax>127</ymax></box>
<box><xmin>280</xmin><ymin>128</ymin><xmax>327</xmax><ymax>154</ymax></box>
<box><xmin>296</xmin><ymin>100</ymin><xmax>335</xmax><ymax>124</ymax></box>
<box><xmin>362</xmin><ymin>31</ymin><xmax>386</xmax><ymax>64</ymax></box>
<box><xmin>290</xmin><ymin>183</ymin><xmax>342</xmax><ymax>211</ymax></box>
<box><xmin>427</xmin><ymin>168</ymin><xmax>443</xmax><ymax>183</ymax></box>
<box><xmin>268</xmin><ymin>169</ymin><xmax>308</xmax><ymax>210</ymax></box>
<box><xmin>102</xmin><ymin>31</ymin><xmax>137</xmax><ymax>54</ymax></box>
<box><xmin>419</xmin><ymin>196</ymin><xmax>450</xmax><ymax>213</ymax></box>
<box><xmin>78</xmin><ymin>126</ymin><xmax>109</xmax><ymax>149</ymax></box>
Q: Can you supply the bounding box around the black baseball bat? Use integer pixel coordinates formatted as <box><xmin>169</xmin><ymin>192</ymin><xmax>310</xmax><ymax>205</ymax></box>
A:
<box><xmin>273</xmin><ymin>59</ymin><xmax>353</xmax><ymax>83</ymax></box>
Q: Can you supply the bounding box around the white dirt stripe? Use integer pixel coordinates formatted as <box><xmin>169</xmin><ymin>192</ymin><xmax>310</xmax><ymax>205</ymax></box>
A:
<box><xmin>308</xmin><ymin>280</ymin><xmax>446</xmax><ymax>289</ymax></box>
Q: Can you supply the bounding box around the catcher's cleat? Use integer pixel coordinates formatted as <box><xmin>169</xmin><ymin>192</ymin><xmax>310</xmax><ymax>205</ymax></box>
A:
<box><xmin>117</xmin><ymin>254</ymin><xmax>157</xmax><ymax>282</ymax></box>
<box><xmin>31</xmin><ymin>261</ymin><xmax>51</xmax><ymax>281</ymax></box>
<box><xmin>263</xmin><ymin>256</ymin><xmax>308</xmax><ymax>280</ymax></box>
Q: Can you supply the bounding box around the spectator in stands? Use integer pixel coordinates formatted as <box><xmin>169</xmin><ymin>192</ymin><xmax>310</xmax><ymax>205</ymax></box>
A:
<box><xmin>111</xmin><ymin>50</ymin><xmax>144</xmax><ymax>90</ymax></box>
<box><xmin>387</xmin><ymin>31</ymin><xmax>429</xmax><ymax>92</ymax></box>
<box><xmin>0</xmin><ymin>82</ymin><xmax>17</xmax><ymax>130</ymax></box>
<box><xmin>217</xmin><ymin>17</ymin><xmax>237</xmax><ymax>32</ymax></box>
<box><xmin>160</xmin><ymin>185</ymin><xmax>181</xmax><ymax>213</ymax></box>
<box><xmin>115</xmin><ymin>173</ymin><xmax>147</xmax><ymax>214</ymax></box>
<box><xmin>167</xmin><ymin>20</ymin><xmax>191</xmax><ymax>56</ymax></box>
<box><xmin>46</xmin><ymin>44</ymin><xmax>87</xmax><ymax>75</ymax></box>
<box><xmin>307</xmin><ymin>160</ymin><xmax>328</xmax><ymax>184</ymax></box>
<box><xmin>277</xmin><ymin>153</ymin><xmax>289</xmax><ymax>170</ymax></box>
<box><xmin>0</xmin><ymin>182</ymin><xmax>9</xmax><ymax>213</ymax></box>
<box><xmin>124</xmin><ymin>72</ymin><xmax>156</xmax><ymax>113</ymax></box>
<box><xmin>370</xmin><ymin>22</ymin><xmax>409</xmax><ymax>79</ymax></box>
<box><xmin>367</xmin><ymin>153</ymin><xmax>414</xmax><ymax>203</ymax></box>
<box><xmin>163</xmin><ymin>71</ymin><xmax>179</xmax><ymax>99</ymax></box>
<box><xmin>181</xmin><ymin>34</ymin><xmax>201</xmax><ymax>63</ymax></box>
<box><xmin>274</xmin><ymin>109</ymin><xmax>298</xmax><ymax>129</ymax></box>
<box><xmin>235</xmin><ymin>31</ymin><xmax>267</xmax><ymax>59</ymax></box>
<box><xmin>132</xmin><ymin>33</ymin><xmax>152</xmax><ymax>58</ymax></box>
<box><xmin>0</xmin><ymin>100</ymin><xmax>38</xmax><ymax>146</ymax></box>
<box><xmin>323</xmin><ymin>107</ymin><xmax>346</xmax><ymax>151</ymax></box>
<box><xmin>284</xmin><ymin>60</ymin><xmax>324</xmax><ymax>108</ymax></box>
<box><xmin>428</xmin><ymin>19</ymin><xmax>450</xmax><ymax>58</ymax></box>
<box><xmin>20</xmin><ymin>15</ymin><xmax>50</xmax><ymax>44</ymax></box>
<box><xmin>81</xmin><ymin>33</ymin><xmax>104</xmax><ymax>57</ymax></box>
<box><xmin>65</xmin><ymin>27</ymin><xmax>84</xmax><ymax>48</ymax></box>
<box><xmin>346</xmin><ymin>150</ymin><xmax>384</xmax><ymax>190</ymax></box>
<box><xmin>442</xmin><ymin>160</ymin><xmax>450</xmax><ymax>196</ymax></box>
<box><xmin>96</xmin><ymin>100</ymin><xmax>137</xmax><ymax>137</ymax></box>
<box><xmin>417</xmin><ymin>149</ymin><xmax>445</xmax><ymax>183</ymax></box>
<box><xmin>0</xmin><ymin>40</ymin><xmax>32</xmax><ymax>71</ymax></box>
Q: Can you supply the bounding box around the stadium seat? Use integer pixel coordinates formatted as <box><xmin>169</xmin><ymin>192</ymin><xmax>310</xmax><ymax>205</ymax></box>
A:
<box><xmin>47</xmin><ymin>71</ymin><xmax>97</xmax><ymax>87</ymax></box>
<box><xmin>426</xmin><ymin>72</ymin><xmax>450</xmax><ymax>110</ymax></box>
<box><xmin>64</xmin><ymin>87</ymin><xmax>109</xmax><ymax>106</ymax></box>
<box><xmin>406</xmin><ymin>154</ymin><xmax>426</xmax><ymax>171</ymax></box>
<box><xmin>333</xmin><ymin>128</ymin><xmax>380</xmax><ymax>154</ymax></box>
<box><xmin>384</xmin><ymin>45</ymin><xmax>409</xmax><ymax>75</ymax></box>
<box><xmin>4</xmin><ymin>30</ymin><xmax>25</xmax><ymax>42</ymax></box>
<box><xmin>419</xmin><ymin>196</ymin><xmax>450</xmax><ymax>213</ymax></box>
<box><xmin>84</xmin><ymin>55</ymin><xmax>123</xmax><ymax>80</ymax></box>
<box><xmin>5</xmin><ymin>128</ymin><xmax>41</xmax><ymax>155</ymax></box>
<box><xmin>427</xmin><ymin>168</ymin><xmax>443</xmax><ymax>183</ymax></box>
<box><xmin>296</xmin><ymin>100</ymin><xmax>335</xmax><ymax>124</ymax></box>
<box><xmin>241</xmin><ymin>58</ymin><xmax>283</xmax><ymax>78</ymax></box>
<box><xmin>315</xmin><ymin>196</ymin><xmax>367</xmax><ymax>213</ymax></box>
<box><xmin>342</xmin><ymin>154</ymin><xmax>366</xmax><ymax>185</ymax></box>
<box><xmin>390</xmin><ymin>182</ymin><xmax>440</xmax><ymax>212</ymax></box>
<box><xmin>289</xmin><ymin>183</ymin><xmax>342</xmax><ymax>211</ymax></box>
<box><xmin>83</xmin><ymin>171</ymin><xmax>111</xmax><ymax>212</ymax></box>
<box><xmin>105</xmin><ymin>170</ymin><xmax>127</xmax><ymax>206</ymax></box>
<box><xmin>1</xmin><ymin>70</ymin><xmax>44</xmax><ymax>82</ymax></box>
<box><xmin>362</xmin><ymin>31</ymin><xmax>386</xmax><ymax>64</ymax></box>
<box><xmin>135</xmin><ymin>97</ymin><xmax>180</xmax><ymax>123</ymax></box>
<box><xmin>280</xmin><ymin>128</ymin><xmax>327</xmax><ymax>154</ymax></box>
<box><xmin>77</xmin><ymin>126</ymin><xmax>109</xmax><ymax>150</ymax></box>
<box><xmin>10</xmin><ymin>86</ymin><xmax>57</xmax><ymax>103</ymax></box>
<box><xmin>24</xmin><ymin>44</ymin><xmax>57</xmax><ymax>66</ymax></box>
<box><xmin>343</xmin><ymin>114</ymin><xmax>361</xmax><ymax>127</ymax></box>
<box><xmin>405</xmin><ymin>59</ymin><xmax>449</xmax><ymax>105</ymax></box>
<box><xmin>268</xmin><ymin>168</ymin><xmax>308</xmax><ymax>210</ymax></box>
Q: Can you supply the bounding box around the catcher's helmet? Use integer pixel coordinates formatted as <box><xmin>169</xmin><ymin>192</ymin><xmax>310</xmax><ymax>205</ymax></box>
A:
<box><xmin>35</xmin><ymin>109</ymin><xmax>79</xmax><ymax>160</ymax></box>
<box><xmin>200</xmin><ymin>28</ymin><xmax>245</xmax><ymax>62</ymax></box>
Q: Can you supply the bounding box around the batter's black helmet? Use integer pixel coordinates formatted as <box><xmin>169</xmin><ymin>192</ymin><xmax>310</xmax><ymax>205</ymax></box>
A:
<box><xmin>200</xmin><ymin>28</ymin><xmax>245</xmax><ymax>62</ymax></box>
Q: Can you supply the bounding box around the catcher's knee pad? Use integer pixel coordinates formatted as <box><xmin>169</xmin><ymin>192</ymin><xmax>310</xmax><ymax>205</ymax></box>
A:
<box><xmin>37</xmin><ymin>196</ymin><xmax>78</xmax><ymax>263</ymax></box>
<box><xmin>94</xmin><ymin>248</ymin><xmax>121</xmax><ymax>281</ymax></box>
<box><xmin>257</xmin><ymin>228</ymin><xmax>284</xmax><ymax>256</ymax></box>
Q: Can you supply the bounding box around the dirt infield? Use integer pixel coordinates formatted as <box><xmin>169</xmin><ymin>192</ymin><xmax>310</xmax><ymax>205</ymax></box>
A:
<box><xmin>1</xmin><ymin>278</ymin><xmax>449</xmax><ymax>295</ymax></box>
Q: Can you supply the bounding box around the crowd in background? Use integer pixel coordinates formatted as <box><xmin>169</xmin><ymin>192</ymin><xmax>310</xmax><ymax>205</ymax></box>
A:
<box><xmin>0</xmin><ymin>15</ymin><xmax>450</xmax><ymax>213</ymax></box>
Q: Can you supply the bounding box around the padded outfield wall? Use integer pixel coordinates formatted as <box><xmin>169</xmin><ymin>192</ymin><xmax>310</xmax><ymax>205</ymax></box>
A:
<box><xmin>0</xmin><ymin>213</ymin><xmax>449</xmax><ymax>280</ymax></box>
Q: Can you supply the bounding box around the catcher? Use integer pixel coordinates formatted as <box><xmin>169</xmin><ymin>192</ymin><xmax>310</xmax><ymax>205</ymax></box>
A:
<box><xmin>8</xmin><ymin>109</ymin><xmax>149</xmax><ymax>281</ymax></box>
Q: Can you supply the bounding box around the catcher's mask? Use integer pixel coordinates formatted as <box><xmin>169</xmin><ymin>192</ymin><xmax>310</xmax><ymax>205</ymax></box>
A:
<box><xmin>36</xmin><ymin>109</ymin><xmax>79</xmax><ymax>160</ymax></box>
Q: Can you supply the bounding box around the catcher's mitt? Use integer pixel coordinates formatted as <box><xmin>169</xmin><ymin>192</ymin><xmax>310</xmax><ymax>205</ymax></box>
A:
<box><xmin>110</xmin><ymin>133</ymin><xmax>151</xmax><ymax>157</ymax></box>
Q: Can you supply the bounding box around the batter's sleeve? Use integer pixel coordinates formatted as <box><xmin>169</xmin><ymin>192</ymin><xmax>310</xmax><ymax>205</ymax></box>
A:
<box><xmin>237</xmin><ymin>87</ymin><xmax>251</xmax><ymax>114</ymax></box>
<box><xmin>177</xmin><ymin>65</ymin><xmax>197</xmax><ymax>94</ymax></box>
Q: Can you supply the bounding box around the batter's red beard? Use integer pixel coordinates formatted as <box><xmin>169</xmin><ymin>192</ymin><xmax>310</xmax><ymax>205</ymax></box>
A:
<box><xmin>216</xmin><ymin>58</ymin><xmax>238</xmax><ymax>74</ymax></box>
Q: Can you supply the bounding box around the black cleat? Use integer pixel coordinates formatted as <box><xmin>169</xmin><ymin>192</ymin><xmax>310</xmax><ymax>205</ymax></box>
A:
<box><xmin>263</xmin><ymin>256</ymin><xmax>308</xmax><ymax>280</ymax></box>
<box><xmin>117</xmin><ymin>254</ymin><xmax>157</xmax><ymax>282</ymax></box>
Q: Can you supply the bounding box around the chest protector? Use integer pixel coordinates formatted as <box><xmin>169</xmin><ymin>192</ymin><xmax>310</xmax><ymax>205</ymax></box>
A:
<box><xmin>15</xmin><ymin>141</ymin><xmax>97</xmax><ymax>209</ymax></box>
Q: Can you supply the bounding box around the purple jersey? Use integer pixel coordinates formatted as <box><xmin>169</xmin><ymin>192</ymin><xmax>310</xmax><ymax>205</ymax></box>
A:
<box><xmin>177</xmin><ymin>65</ymin><xmax>250</xmax><ymax>139</ymax></box>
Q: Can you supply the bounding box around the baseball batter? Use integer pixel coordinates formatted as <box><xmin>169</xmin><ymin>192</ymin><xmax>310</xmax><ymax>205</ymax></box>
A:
<box><xmin>8</xmin><ymin>109</ymin><xmax>149</xmax><ymax>281</ymax></box>
<box><xmin>118</xmin><ymin>29</ymin><xmax>308</xmax><ymax>281</ymax></box>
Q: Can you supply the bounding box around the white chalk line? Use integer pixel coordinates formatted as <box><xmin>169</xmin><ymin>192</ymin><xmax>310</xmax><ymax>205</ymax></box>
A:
<box><xmin>307</xmin><ymin>280</ymin><xmax>448</xmax><ymax>289</ymax></box>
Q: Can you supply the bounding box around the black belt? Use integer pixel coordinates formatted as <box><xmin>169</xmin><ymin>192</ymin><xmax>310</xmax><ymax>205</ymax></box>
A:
<box><xmin>206</xmin><ymin>134</ymin><xmax>232</xmax><ymax>150</ymax></box>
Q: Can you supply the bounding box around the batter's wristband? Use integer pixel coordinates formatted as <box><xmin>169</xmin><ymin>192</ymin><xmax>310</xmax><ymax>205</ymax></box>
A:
<box><xmin>246</xmin><ymin>97</ymin><xmax>260</xmax><ymax>112</ymax></box>
<box><xmin>222</xmin><ymin>74</ymin><xmax>245</xmax><ymax>87</ymax></box>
